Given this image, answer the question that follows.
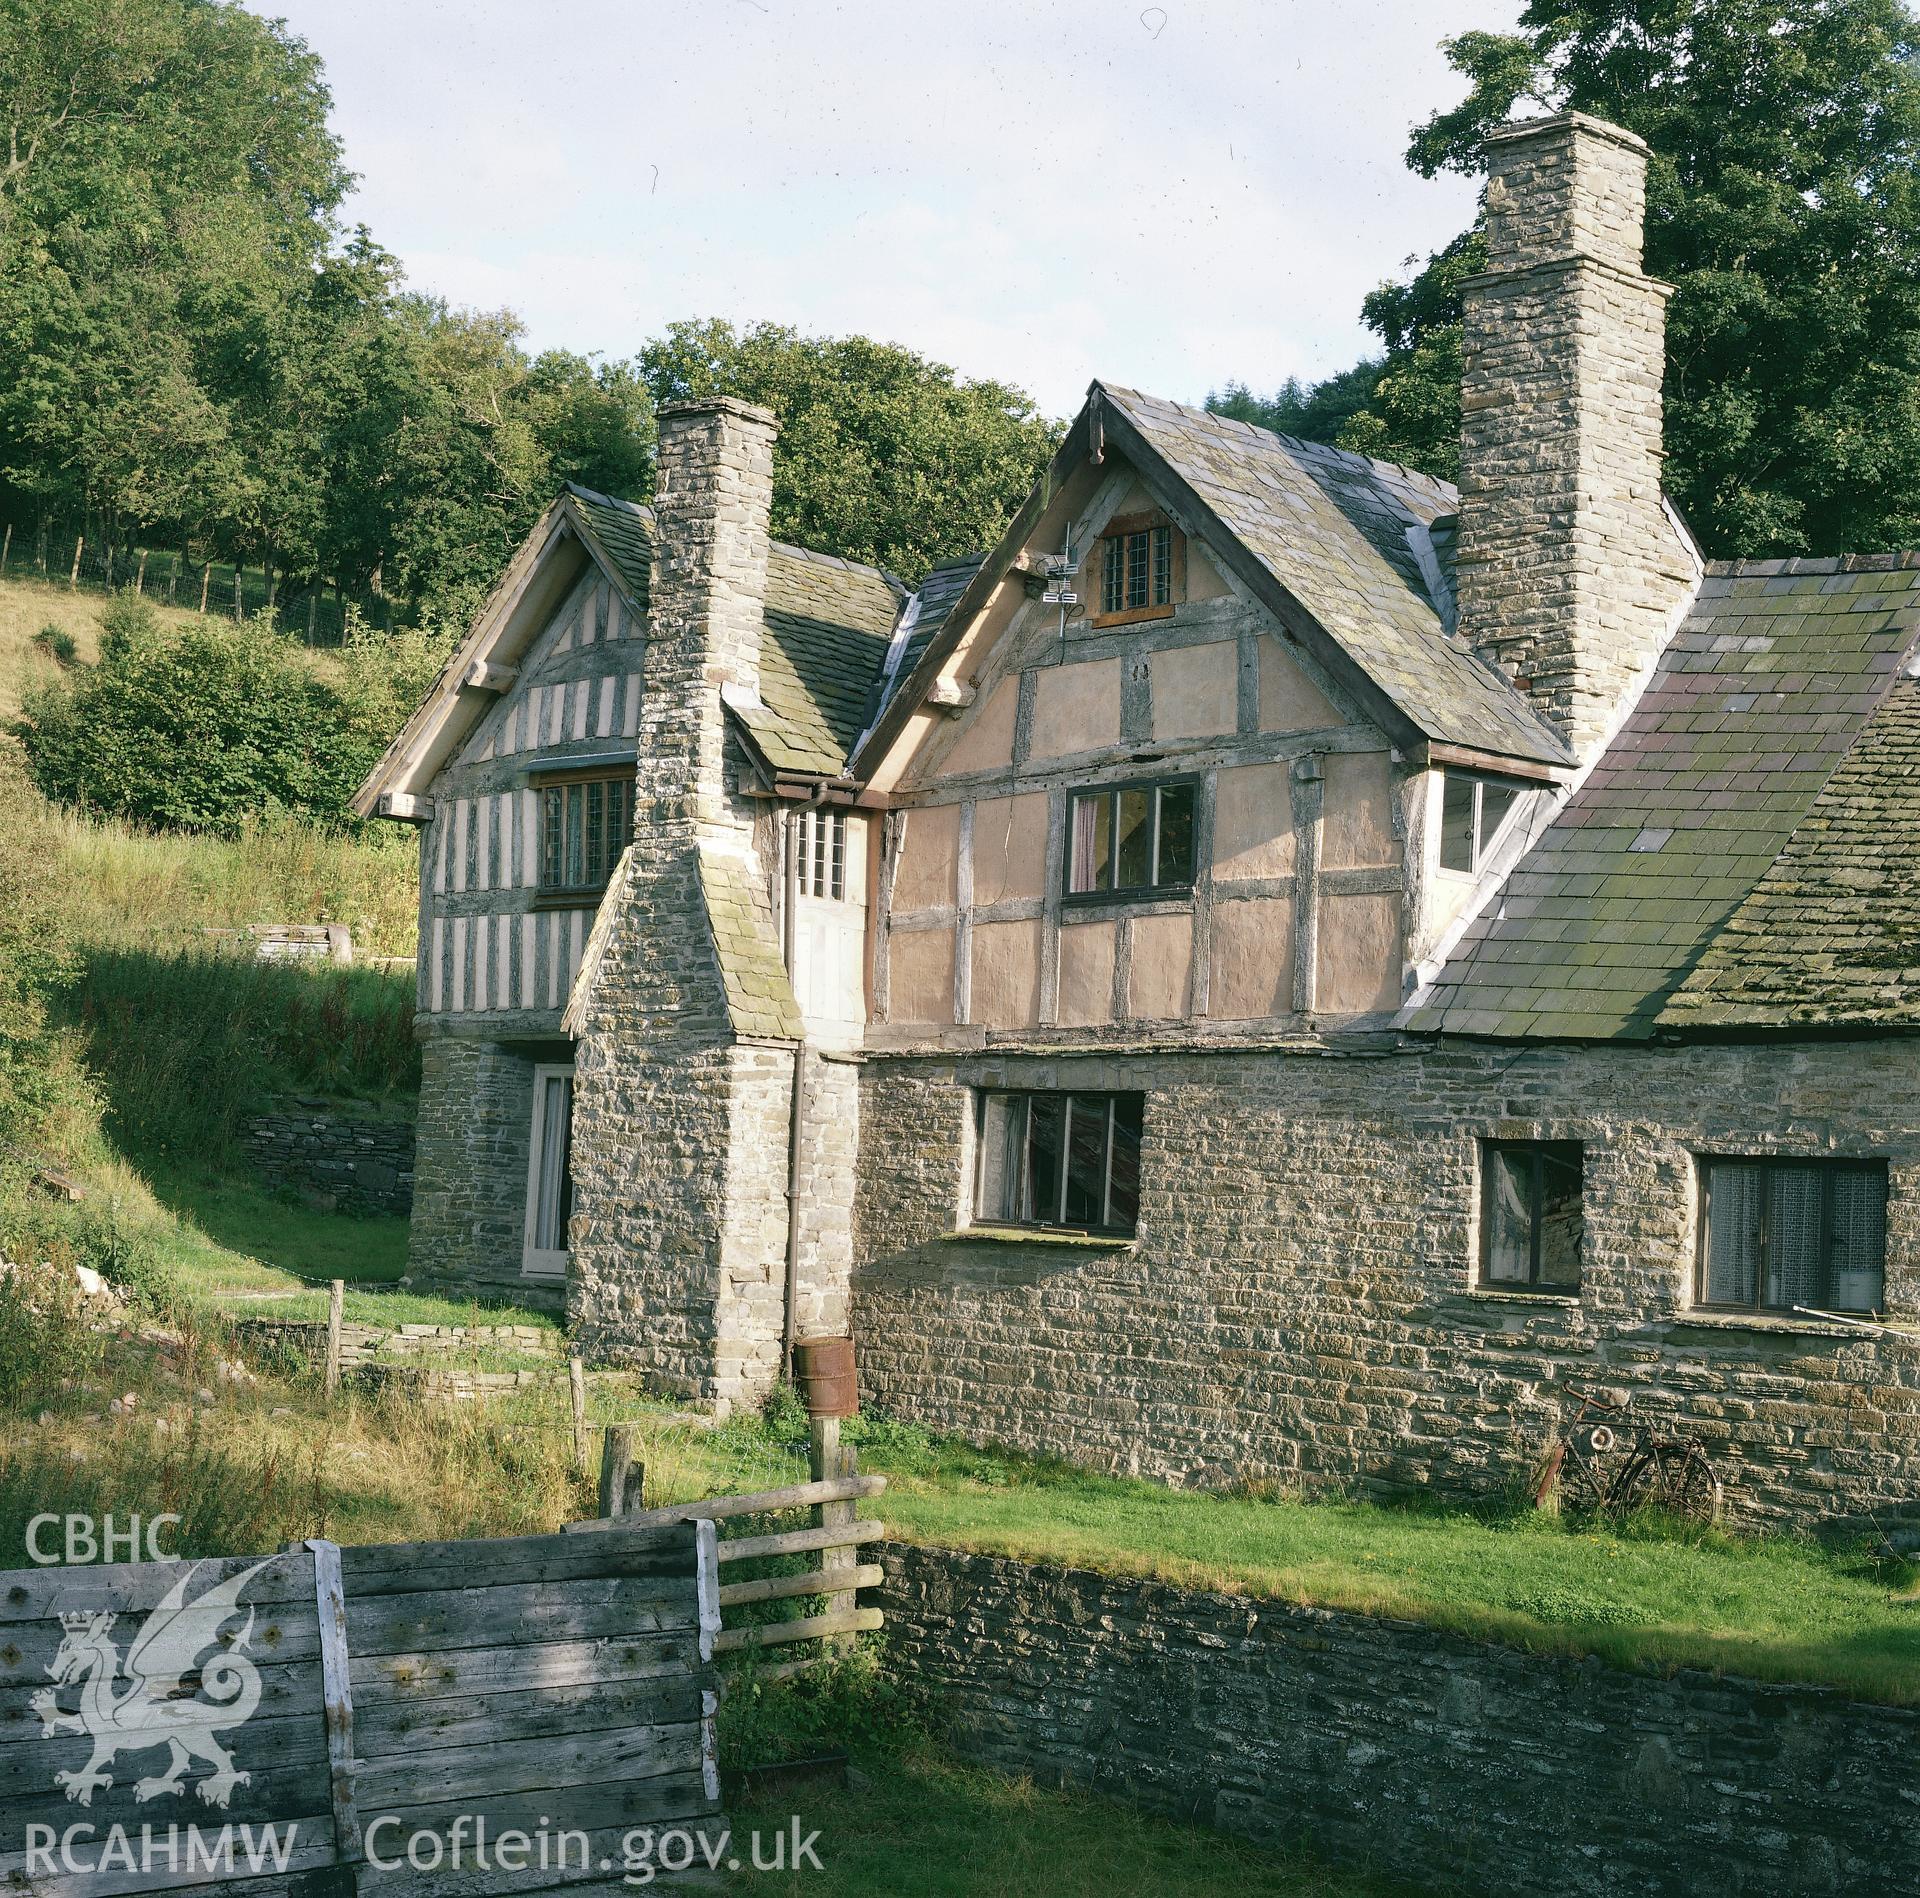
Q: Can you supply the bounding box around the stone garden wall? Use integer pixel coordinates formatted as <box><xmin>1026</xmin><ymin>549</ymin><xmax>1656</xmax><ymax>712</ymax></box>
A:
<box><xmin>243</xmin><ymin>1098</ymin><xmax>415</xmax><ymax>1215</ymax></box>
<box><xmin>852</xmin><ymin>1035</ymin><xmax>1920</xmax><ymax>1535</ymax></box>
<box><xmin>879</xmin><ymin>1543</ymin><xmax>1918</xmax><ymax>1898</ymax></box>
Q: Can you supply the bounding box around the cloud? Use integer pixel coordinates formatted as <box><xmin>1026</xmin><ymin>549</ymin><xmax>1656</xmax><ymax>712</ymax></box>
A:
<box><xmin>278</xmin><ymin>0</ymin><xmax>1512</xmax><ymax>412</ymax></box>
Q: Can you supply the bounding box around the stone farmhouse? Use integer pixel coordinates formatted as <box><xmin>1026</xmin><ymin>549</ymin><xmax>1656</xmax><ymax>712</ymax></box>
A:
<box><xmin>355</xmin><ymin>113</ymin><xmax>1920</xmax><ymax>1529</ymax></box>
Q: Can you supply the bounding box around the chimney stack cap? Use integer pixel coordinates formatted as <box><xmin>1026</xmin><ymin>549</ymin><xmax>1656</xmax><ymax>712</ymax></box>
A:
<box><xmin>1485</xmin><ymin>110</ymin><xmax>1650</xmax><ymax>158</ymax></box>
<box><xmin>657</xmin><ymin>395</ymin><xmax>778</xmax><ymax>429</ymax></box>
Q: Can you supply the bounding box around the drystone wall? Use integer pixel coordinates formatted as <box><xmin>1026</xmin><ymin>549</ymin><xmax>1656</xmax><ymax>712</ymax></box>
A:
<box><xmin>879</xmin><ymin>1543</ymin><xmax>1918</xmax><ymax>1898</ymax></box>
<box><xmin>243</xmin><ymin>1099</ymin><xmax>415</xmax><ymax>1215</ymax></box>
<box><xmin>852</xmin><ymin>1035</ymin><xmax>1920</xmax><ymax>1534</ymax></box>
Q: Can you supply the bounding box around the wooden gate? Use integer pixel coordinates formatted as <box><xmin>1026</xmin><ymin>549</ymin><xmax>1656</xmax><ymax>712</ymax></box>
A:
<box><xmin>0</xmin><ymin>1522</ymin><xmax>720</xmax><ymax>1896</ymax></box>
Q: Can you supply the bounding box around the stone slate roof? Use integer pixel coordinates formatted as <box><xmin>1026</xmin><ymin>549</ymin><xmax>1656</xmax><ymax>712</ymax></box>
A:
<box><xmin>698</xmin><ymin>849</ymin><xmax>803</xmax><ymax>1041</ymax></box>
<box><xmin>566</xmin><ymin>484</ymin><xmax>654</xmax><ymax>609</ymax></box>
<box><xmin>738</xmin><ymin>544</ymin><xmax>902</xmax><ymax>777</ymax></box>
<box><xmin>568</xmin><ymin>488</ymin><xmax>904</xmax><ymax>780</ymax></box>
<box><xmin>897</xmin><ymin>557</ymin><xmax>984</xmax><ymax>685</ymax></box>
<box><xmin>1101</xmin><ymin>386</ymin><xmax>1572</xmax><ymax>768</ymax></box>
<box><xmin>1658</xmin><ymin>676</ymin><xmax>1920</xmax><ymax>1030</ymax></box>
<box><xmin>1411</xmin><ymin>557</ymin><xmax>1920</xmax><ymax>1040</ymax></box>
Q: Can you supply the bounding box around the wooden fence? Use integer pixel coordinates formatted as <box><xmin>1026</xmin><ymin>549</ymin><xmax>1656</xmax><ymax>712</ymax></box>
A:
<box><xmin>566</xmin><ymin>1418</ymin><xmax>885</xmax><ymax>1680</ymax></box>
<box><xmin>0</xmin><ymin>1523</ymin><xmax>720</xmax><ymax>1896</ymax></box>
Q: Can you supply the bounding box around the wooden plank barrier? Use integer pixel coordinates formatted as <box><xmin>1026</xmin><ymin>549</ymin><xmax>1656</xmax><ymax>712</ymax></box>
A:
<box><xmin>567</xmin><ymin>1437</ymin><xmax>888</xmax><ymax>1676</ymax></box>
<box><xmin>0</xmin><ymin>1522</ymin><xmax>720</xmax><ymax>1896</ymax></box>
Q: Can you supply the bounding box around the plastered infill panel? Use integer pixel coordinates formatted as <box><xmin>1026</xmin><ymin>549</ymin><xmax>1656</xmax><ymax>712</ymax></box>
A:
<box><xmin>970</xmin><ymin>919</ymin><xmax>1043</xmax><ymax>1029</ymax></box>
<box><xmin>888</xmin><ymin>927</ymin><xmax>957</xmax><ymax>1025</ymax></box>
<box><xmin>892</xmin><ymin>802</ymin><xmax>961</xmax><ymax>911</ymax></box>
<box><xmin>1029</xmin><ymin>658</ymin><xmax>1122</xmax><ymax>761</ymax></box>
<box><xmin>1128</xmin><ymin>912</ymin><xmax>1194</xmax><ymax>1020</ymax></box>
<box><xmin>1057</xmin><ymin>917</ymin><xmax>1117</xmax><ymax>1027</ymax></box>
<box><xmin>1208</xmin><ymin>895</ymin><xmax>1295</xmax><ymax>1020</ymax></box>
<box><xmin>935</xmin><ymin>675</ymin><xmax>1019</xmax><ymax>778</ymax></box>
<box><xmin>1322</xmin><ymin>751</ymin><xmax>1400</xmax><ymax>871</ymax></box>
<box><xmin>972</xmin><ymin>793</ymin><xmax>1050</xmax><ymax>906</ymax></box>
<box><xmin>1152</xmin><ymin>641</ymin><xmax>1239</xmax><ymax>743</ymax></box>
<box><xmin>1258</xmin><ymin>634</ymin><xmax>1341</xmax><ymax>733</ymax></box>
<box><xmin>1213</xmin><ymin>762</ymin><xmax>1296</xmax><ymax>881</ymax></box>
<box><xmin>1318</xmin><ymin>891</ymin><xmax>1404</xmax><ymax>1014</ymax></box>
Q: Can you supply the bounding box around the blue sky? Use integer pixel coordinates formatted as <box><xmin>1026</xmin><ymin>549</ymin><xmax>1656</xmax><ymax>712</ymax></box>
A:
<box><xmin>269</xmin><ymin>0</ymin><xmax>1523</xmax><ymax>418</ymax></box>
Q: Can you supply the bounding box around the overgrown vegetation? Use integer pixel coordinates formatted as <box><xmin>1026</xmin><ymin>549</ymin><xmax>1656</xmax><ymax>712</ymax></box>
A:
<box><xmin>14</xmin><ymin>594</ymin><xmax>450</xmax><ymax>831</ymax></box>
<box><xmin>1216</xmin><ymin>0</ymin><xmax>1920</xmax><ymax>562</ymax></box>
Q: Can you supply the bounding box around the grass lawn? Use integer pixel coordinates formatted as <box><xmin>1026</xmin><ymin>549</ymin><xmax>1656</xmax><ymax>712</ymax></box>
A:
<box><xmin>730</xmin><ymin>1748</ymin><xmax>1404</xmax><ymax>1898</ymax></box>
<box><xmin>625</xmin><ymin>1408</ymin><xmax>1920</xmax><ymax>1706</ymax></box>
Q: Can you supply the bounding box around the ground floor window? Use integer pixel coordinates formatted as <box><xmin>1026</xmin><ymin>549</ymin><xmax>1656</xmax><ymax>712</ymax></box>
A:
<box><xmin>1698</xmin><ymin>1157</ymin><xmax>1887</xmax><ymax>1316</ymax></box>
<box><xmin>523</xmin><ymin>1063</ymin><xmax>575</xmax><ymax>1277</ymax></box>
<box><xmin>974</xmin><ymin>1090</ymin><xmax>1143</xmax><ymax>1236</ymax></box>
<box><xmin>1480</xmin><ymin>1140</ymin><xmax>1583</xmax><ymax>1290</ymax></box>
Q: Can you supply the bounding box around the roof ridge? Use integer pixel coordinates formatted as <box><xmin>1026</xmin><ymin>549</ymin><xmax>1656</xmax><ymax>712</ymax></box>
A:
<box><xmin>564</xmin><ymin>481</ymin><xmax>651</xmax><ymax>519</ymax></box>
<box><xmin>767</xmin><ymin>539</ymin><xmax>894</xmax><ymax>583</ymax></box>
<box><xmin>1091</xmin><ymin>378</ymin><xmax>1458</xmax><ymax>502</ymax></box>
<box><xmin>1709</xmin><ymin>550</ymin><xmax>1920</xmax><ymax>578</ymax></box>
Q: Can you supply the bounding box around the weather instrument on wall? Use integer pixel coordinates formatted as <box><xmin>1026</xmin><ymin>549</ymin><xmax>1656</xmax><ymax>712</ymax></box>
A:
<box><xmin>1041</xmin><ymin>535</ymin><xmax>1077</xmax><ymax>639</ymax></box>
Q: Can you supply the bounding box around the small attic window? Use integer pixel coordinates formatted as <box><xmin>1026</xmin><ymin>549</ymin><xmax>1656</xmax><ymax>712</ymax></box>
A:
<box><xmin>1439</xmin><ymin>770</ymin><xmax>1524</xmax><ymax>874</ymax></box>
<box><xmin>1093</xmin><ymin>515</ymin><xmax>1182</xmax><ymax>627</ymax></box>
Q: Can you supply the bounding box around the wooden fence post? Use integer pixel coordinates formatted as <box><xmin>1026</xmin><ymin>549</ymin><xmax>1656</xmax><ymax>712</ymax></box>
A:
<box><xmin>325</xmin><ymin>1279</ymin><xmax>345</xmax><ymax>1397</ymax></box>
<box><xmin>103</xmin><ymin>544</ymin><xmax>112</xmax><ymax>589</ymax></box>
<box><xmin>568</xmin><ymin>1353</ymin><xmax>590</xmax><ymax>1470</ymax></box>
<box><xmin>599</xmin><ymin>1424</ymin><xmax>645</xmax><ymax>1518</ymax></box>
<box><xmin>69</xmin><ymin>535</ymin><xmax>82</xmax><ymax>588</ymax></box>
<box><xmin>1</xmin><ymin>524</ymin><xmax>12</xmax><ymax>575</ymax></box>
<box><xmin>134</xmin><ymin>550</ymin><xmax>147</xmax><ymax>595</ymax></box>
<box><xmin>810</xmin><ymin>1416</ymin><xmax>859</xmax><ymax>1654</ymax></box>
<box><xmin>199</xmin><ymin>562</ymin><xmax>211</xmax><ymax>613</ymax></box>
<box><xmin>232</xmin><ymin>566</ymin><xmax>243</xmax><ymax>622</ymax></box>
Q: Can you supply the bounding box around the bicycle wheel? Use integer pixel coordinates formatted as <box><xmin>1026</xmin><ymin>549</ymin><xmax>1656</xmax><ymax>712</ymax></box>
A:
<box><xmin>1612</xmin><ymin>1441</ymin><xmax>1723</xmax><ymax>1524</ymax></box>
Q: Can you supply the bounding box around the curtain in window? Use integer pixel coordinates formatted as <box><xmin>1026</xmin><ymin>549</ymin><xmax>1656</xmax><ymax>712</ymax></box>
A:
<box><xmin>532</xmin><ymin>1073</ymin><xmax>574</xmax><ymax>1253</ymax></box>
<box><xmin>1485</xmin><ymin>1149</ymin><xmax>1534</xmax><ymax>1283</ymax></box>
<box><xmin>1704</xmin><ymin>1162</ymin><xmax>1763</xmax><ymax>1306</ymax></box>
<box><xmin>1829</xmin><ymin>1168</ymin><xmax>1888</xmax><ymax>1312</ymax></box>
<box><xmin>1764</xmin><ymin>1166</ymin><xmax>1824</xmax><ymax>1311</ymax></box>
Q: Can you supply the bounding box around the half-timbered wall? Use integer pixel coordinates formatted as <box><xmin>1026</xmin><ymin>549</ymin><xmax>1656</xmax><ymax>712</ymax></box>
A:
<box><xmin>416</xmin><ymin>565</ymin><xmax>644</xmax><ymax>1036</ymax></box>
<box><xmin>875</xmin><ymin>462</ymin><xmax>1438</xmax><ymax>1040</ymax></box>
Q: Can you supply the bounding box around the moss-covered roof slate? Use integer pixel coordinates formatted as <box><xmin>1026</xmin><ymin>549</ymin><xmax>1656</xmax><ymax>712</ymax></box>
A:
<box><xmin>1658</xmin><ymin>675</ymin><xmax>1920</xmax><ymax>1029</ymax></box>
<box><xmin>698</xmin><ymin>847</ymin><xmax>803</xmax><ymax>1042</ymax></box>
<box><xmin>1101</xmin><ymin>386</ymin><xmax>1572</xmax><ymax>768</ymax></box>
<box><xmin>745</xmin><ymin>544</ymin><xmax>901</xmax><ymax>776</ymax></box>
<box><xmin>565</xmin><ymin>483</ymin><xmax>654</xmax><ymax>609</ymax></box>
<box><xmin>1411</xmin><ymin>557</ymin><xmax>1920</xmax><ymax>1040</ymax></box>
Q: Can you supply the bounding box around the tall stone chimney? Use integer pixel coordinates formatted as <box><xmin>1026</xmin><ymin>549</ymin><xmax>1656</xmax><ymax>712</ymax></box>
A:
<box><xmin>1455</xmin><ymin>112</ymin><xmax>1694</xmax><ymax>760</ymax></box>
<box><xmin>569</xmin><ymin>396</ymin><xmax>807</xmax><ymax>1412</ymax></box>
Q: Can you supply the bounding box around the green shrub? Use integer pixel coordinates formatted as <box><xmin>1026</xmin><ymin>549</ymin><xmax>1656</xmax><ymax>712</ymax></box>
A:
<box><xmin>718</xmin><ymin>1645</ymin><xmax>925</xmax><ymax>1771</ymax></box>
<box><xmin>13</xmin><ymin>607</ymin><xmax>448</xmax><ymax>834</ymax></box>
<box><xmin>32</xmin><ymin>623</ymin><xmax>78</xmax><ymax>665</ymax></box>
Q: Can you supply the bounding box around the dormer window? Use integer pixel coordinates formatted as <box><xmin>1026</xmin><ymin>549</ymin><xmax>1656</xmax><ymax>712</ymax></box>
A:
<box><xmin>1093</xmin><ymin>515</ymin><xmax>1183</xmax><ymax>627</ymax></box>
<box><xmin>1439</xmin><ymin>769</ymin><xmax>1524</xmax><ymax>874</ymax></box>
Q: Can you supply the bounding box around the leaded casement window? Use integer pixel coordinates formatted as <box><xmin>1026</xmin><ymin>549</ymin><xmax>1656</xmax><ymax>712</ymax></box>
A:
<box><xmin>538</xmin><ymin>774</ymin><xmax>633</xmax><ymax>896</ymax></box>
<box><xmin>975</xmin><ymin>1090</ymin><xmax>1144</xmax><ymax>1236</ymax></box>
<box><xmin>522</xmin><ymin>1064</ymin><xmax>575</xmax><ymax>1277</ymax></box>
<box><xmin>1094</xmin><ymin>516</ymin><xmax>1181</xmax><ymax>626</ymax></box>
<box><xmin>1480</xmin><ymin>1140</ymin><xmax>1584</xmax><ymax>1291</ymax></box>
<box><xmin>793</xmin><ymin>807</ymin><xmax>848</xmax><ymax>901</ymax></box>
<box><xmin>1438</xmin><ymin>769</ymin><xmax>1524</xmax><ymax>873</ymax></box>
<box><xmin>1697</xmin><ymin>1158</ymin><xmax>1888</xmax><ymax>1316</ymax></box>
<box><xmin>1066</xmin><ymin>779</ymin><xmax>1197</xmax><ymax>900</ymax></box>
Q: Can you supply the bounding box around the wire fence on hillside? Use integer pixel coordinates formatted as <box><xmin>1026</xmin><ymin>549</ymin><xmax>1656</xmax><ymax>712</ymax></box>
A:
<box><xmin>0</xmin><ymin>518</ymin><xmax>396</xmax><ymax>643</ymax></box>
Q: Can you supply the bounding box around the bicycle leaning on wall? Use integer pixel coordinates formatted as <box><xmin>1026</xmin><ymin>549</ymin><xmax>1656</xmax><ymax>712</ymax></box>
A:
<box><xmin>1532</xmin><ymin>1383</ymin><xmax>1724</xmax><ymax>1523</ymax></box>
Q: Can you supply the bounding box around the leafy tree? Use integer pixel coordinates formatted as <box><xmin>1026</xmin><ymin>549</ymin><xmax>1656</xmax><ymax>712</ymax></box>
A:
<box><xmin>1333</xmin><ymin>1</ymin><xmax>1920</xmax><ymax>556</ymax></box>
<box><xmin>639</xmin><ymin>320</ymin><xmax>1060</xmax><ymax>578</ymax></box>
<box><xmin>1206</xmin><ymin>360</ymin><xmax>1387</xmax><ymax>446</ymax></box>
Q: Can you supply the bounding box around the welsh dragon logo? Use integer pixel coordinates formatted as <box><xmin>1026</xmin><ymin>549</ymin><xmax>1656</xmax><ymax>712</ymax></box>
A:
<box><xmin>31</xmin><ymin>1559</ymin><xmax>272</xmax><ymax>1809</ymax></box>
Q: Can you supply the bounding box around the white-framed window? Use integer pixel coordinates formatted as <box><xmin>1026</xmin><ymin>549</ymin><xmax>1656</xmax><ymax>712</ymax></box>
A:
<box><xmin>793</xmin><ymin>807</ymin><xmax>848</xmax><ymax>901</ymax></box>
<box><xmin>1438</xmin><ymin>769</ymin><xmax>1525</xmax><ymax>874</ymax></box>
<box><xmin>522</xmin><ymin>1064</ymin><xmax>575</xmax><ymax>1278</ymax></box>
